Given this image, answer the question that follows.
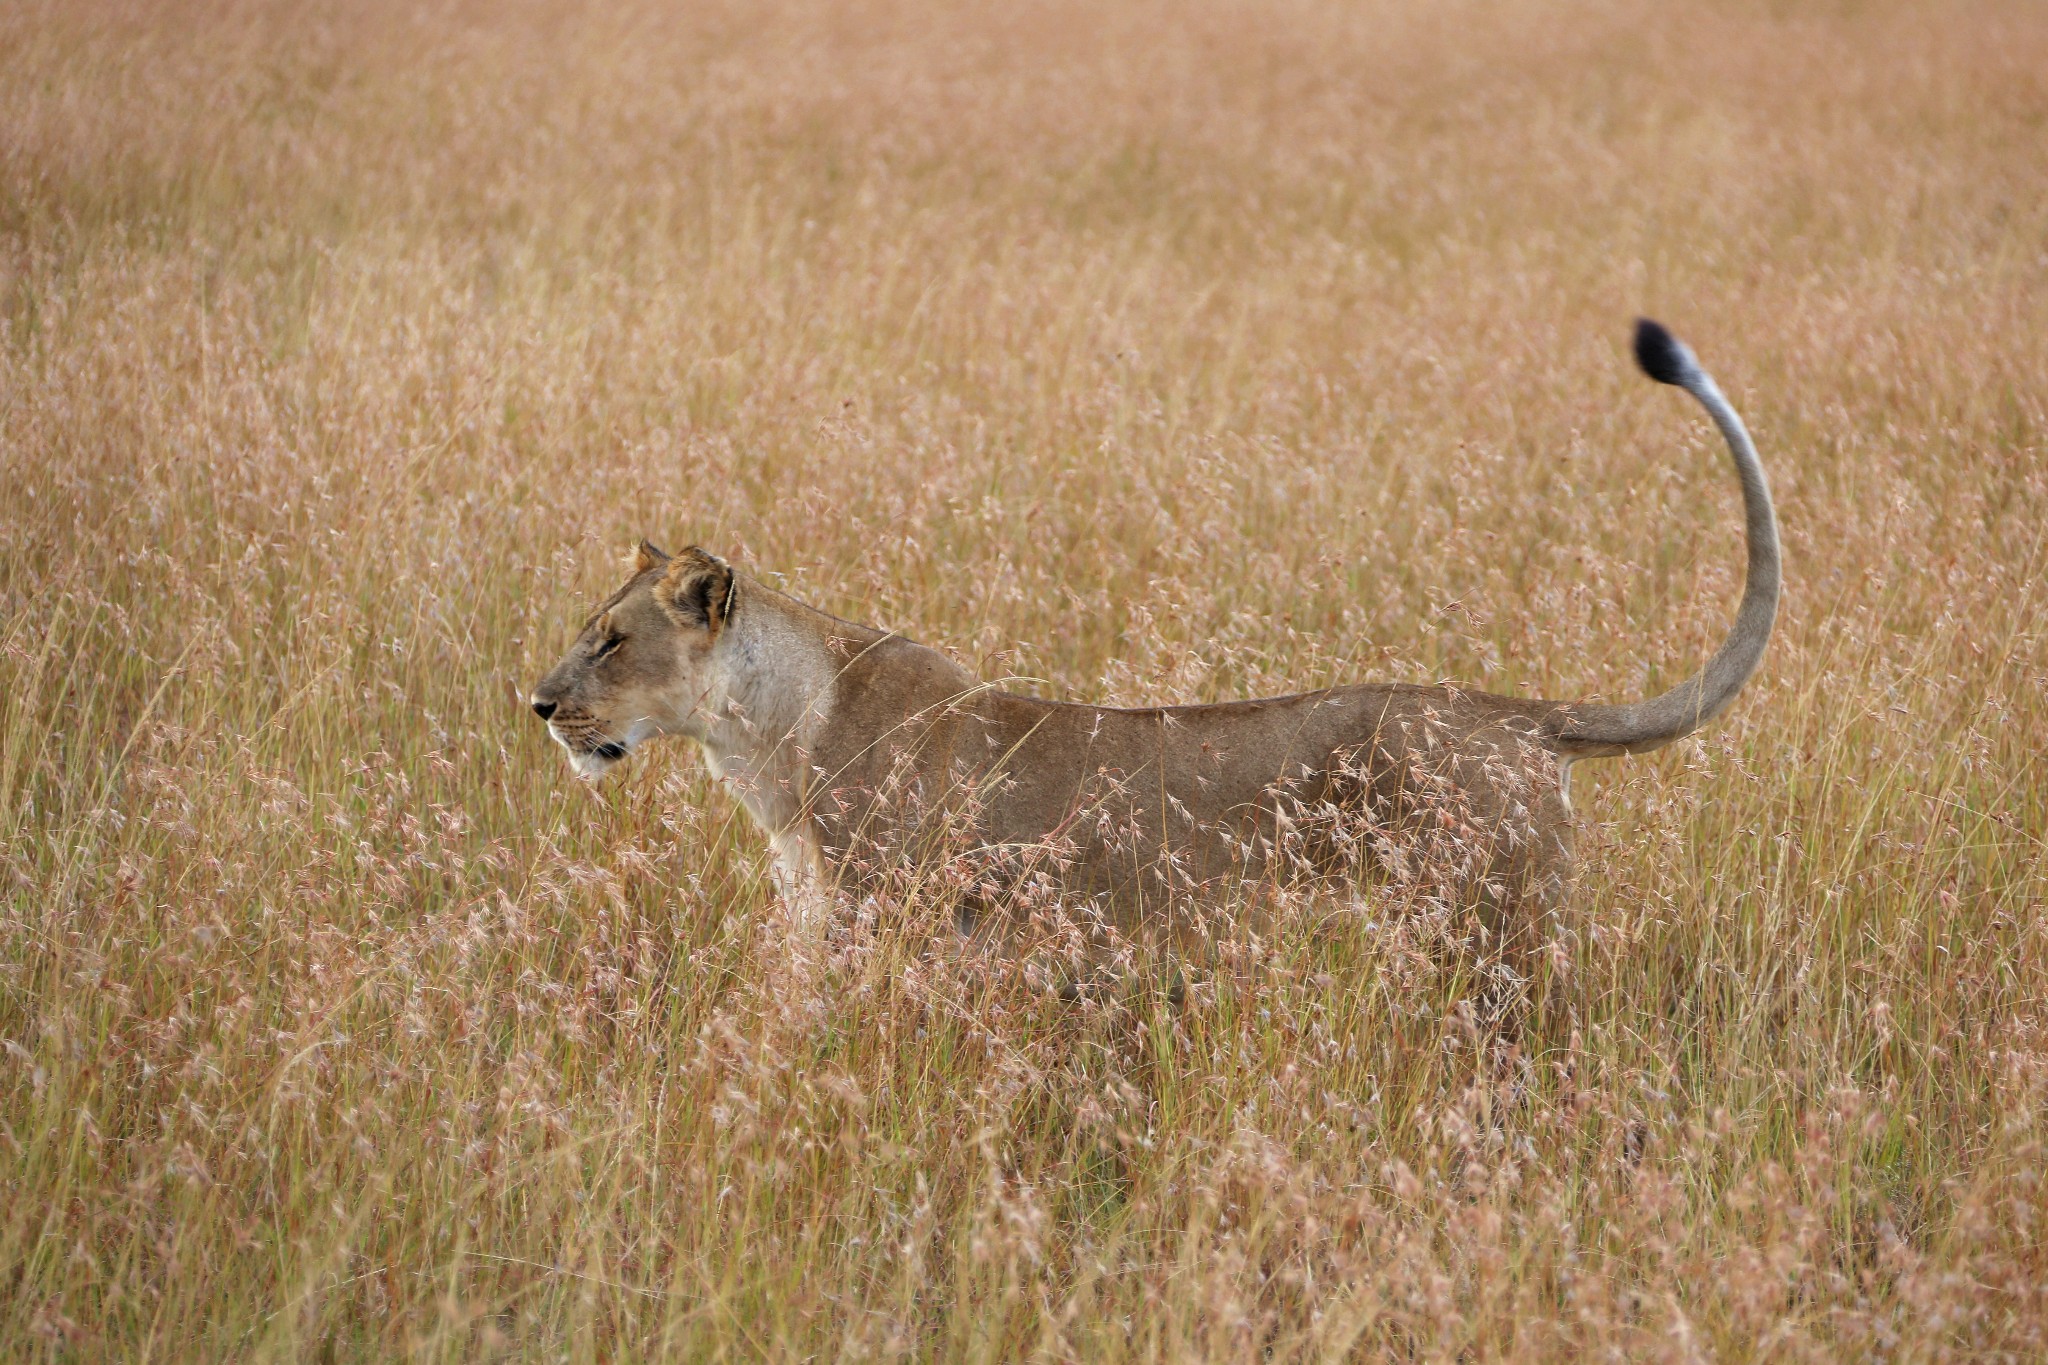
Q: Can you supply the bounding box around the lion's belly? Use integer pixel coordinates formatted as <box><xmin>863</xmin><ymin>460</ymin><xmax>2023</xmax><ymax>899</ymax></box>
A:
<box><xmin>805</xmin><ymin>685</ymin><xmax>1573</xmax><ymax>937</ymax></box>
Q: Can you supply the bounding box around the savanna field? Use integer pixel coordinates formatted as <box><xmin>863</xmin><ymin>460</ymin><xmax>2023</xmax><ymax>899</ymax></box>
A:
<box><xmin>3</xmin><ymin>0</ymin><xmax>2046</xmax><ymax>1358</ymax></box>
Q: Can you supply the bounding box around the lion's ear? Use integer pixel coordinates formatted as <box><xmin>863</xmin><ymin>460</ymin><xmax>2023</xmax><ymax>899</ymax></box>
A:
<box><xmin>656</xmin><ymin>548</ymin><xmax>734</xmax><ymax>632</ymax></box>
<box><xmin>633</xmin><ymin>539</ymin><xmax>670</xmax><ymax>575</ymax></box>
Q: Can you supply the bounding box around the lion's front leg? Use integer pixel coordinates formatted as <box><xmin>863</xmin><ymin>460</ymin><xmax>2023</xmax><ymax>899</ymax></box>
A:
<box><xmin>769</xmin><ymin>829</ymin><xmax>833</xmax><ymax>935</ymax></box>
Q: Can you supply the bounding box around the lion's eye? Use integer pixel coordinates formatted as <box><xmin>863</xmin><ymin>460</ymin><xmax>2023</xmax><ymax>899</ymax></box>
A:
<box><xmin>592</xmin><ymin>635</ymin><xmax>625</xmax><ymax>660</ymax></box>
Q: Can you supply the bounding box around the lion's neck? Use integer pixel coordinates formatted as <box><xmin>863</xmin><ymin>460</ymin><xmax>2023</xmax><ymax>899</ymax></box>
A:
<box><xmin>692</xmin><ymin>583</ymin><xmax>849</xmax><ymax>837</ymax></box>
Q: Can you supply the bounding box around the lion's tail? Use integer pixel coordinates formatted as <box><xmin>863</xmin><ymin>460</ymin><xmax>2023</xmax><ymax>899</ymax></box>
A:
<box><xmin>1542</xmin><ymin>319</ymin><xmax>1781</xmax><ymax>759</ymax></box>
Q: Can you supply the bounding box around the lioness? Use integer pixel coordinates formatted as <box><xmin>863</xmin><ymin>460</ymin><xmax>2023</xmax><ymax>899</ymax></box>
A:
<box><xmin>531</xmin><ymin>321</ymin><xmax>1777</xmax><ymax>953</ymax></box>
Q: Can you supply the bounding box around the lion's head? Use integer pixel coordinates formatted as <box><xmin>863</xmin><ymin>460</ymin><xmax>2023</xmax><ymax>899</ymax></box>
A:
<box><xmin>529</xmin><ymin>540</ymin><xmax>734</xmax><ymax>778</ymax></box>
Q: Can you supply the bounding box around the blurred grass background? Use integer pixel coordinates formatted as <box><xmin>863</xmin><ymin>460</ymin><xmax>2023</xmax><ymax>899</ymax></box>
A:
<box><xmin>2</xmin><ymin>0</ymin><xmax>2045</xmax><ymax>1358</ymax></box>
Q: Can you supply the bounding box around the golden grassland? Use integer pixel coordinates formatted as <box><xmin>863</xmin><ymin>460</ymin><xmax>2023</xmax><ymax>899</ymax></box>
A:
<box><xmin>3</xmin><ymin>0</ymin><xmax>2046</xmax><ymax>1357</ymax></box>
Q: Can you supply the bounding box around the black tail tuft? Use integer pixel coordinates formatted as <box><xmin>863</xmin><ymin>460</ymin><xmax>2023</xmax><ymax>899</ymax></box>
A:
<box><xmin>1633</xmin><ymin>317</ymin><xmax>1690</xmax><ymax>386</ymax></box>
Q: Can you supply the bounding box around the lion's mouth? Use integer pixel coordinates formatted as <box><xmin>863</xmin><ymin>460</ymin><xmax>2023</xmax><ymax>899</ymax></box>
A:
<box><xmin>546</xmin><ymin>715</ymin><xmax>666</xmax><ymax>779</ymax></box>
<box><xmin>546</xmin><ymin>722</ymin><xmax>632</xmax><ymax>776</ymax></box>
<box><xmin>564</xmin><ymin>738</ymin><xmax>628</xmax><ymax>780</ymax></box>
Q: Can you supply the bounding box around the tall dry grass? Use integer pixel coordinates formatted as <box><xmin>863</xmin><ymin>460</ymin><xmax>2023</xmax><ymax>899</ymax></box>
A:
<box><xmin>3</xmin><ymin>0</ymin><xmax>2045</xmax><ymax>1358</ymax></box>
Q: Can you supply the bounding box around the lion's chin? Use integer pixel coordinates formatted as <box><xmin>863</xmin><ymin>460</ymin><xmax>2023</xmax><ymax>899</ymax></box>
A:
<box><xmin>567</xmin><ymin>741</ymin><xmax>627</xmax><ymax>780</ymax></box>
<box><xmin>552</xmin><ymin>733</ymin><xmax>630</xmax><ymax>780</ymax></box>
<box><xmin>552</xmin><ymin>718</ymin><xmax>657</xmax><ymax>781</ymax></box>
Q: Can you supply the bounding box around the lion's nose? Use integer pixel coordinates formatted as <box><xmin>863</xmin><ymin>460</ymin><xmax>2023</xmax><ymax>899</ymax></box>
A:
<box><xmin>531</xmin><ymin>699</ymin><xmax>557</xmax><ymax>722</ymax></box>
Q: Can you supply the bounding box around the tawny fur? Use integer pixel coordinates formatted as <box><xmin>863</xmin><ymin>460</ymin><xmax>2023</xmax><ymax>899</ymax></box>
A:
<box><xmin>530</xmin><ymin>321</ymin><xmax>1778</xmax><ymax>957</ymax></box>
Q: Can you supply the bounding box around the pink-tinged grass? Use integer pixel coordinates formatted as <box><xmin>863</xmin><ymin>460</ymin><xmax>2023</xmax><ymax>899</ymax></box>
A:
<box><xmin>2</xmin><ymin>0</ymin><xmax>2045</xmax><ymax>1358</ymax></box>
